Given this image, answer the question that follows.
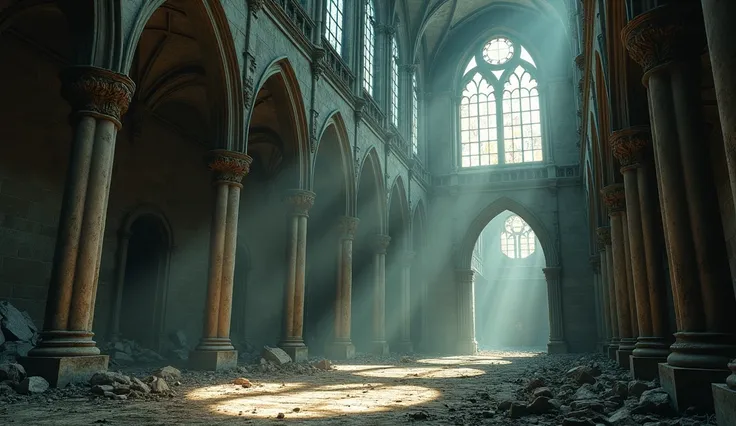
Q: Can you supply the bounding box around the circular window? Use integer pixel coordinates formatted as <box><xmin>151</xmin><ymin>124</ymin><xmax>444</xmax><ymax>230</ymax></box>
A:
<box><xmin>482</xmin><ymin>37</ymin><xmax>514</xmax><ymax>65</ymax></box>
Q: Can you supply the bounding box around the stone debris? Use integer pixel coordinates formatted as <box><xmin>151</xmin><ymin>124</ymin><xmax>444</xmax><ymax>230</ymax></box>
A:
<box><xmin>153</xmin><ymin>365</ymin><xmax>181</xmax><ymax>382</ymax></box>
<box><xmin>15</xmin><ymin>376</ymin><xmax>49</xmax><ymax>394</ymax></box>
<box><xmin>233</xmin><ymin>377</ymin><xmax>252</xmax><ymax>388</ymax></box>
<box><xmin>261</xmin><ymin>346</ymin><xmax>292</xmax><ymax>365</ymax></box>
<box><xmin>0</xmin><ymin>362</ymin><xmax>26</xmax><ymax>383</ymax></box>
<box><xmin>100</xmin><ymin>339</ymin><xmax>167</xmax><ymax>366</ymax></box>
<box><xmin>314</xmin><ymin>359</ymin><xmax>332</xmax><ymax>370</ymax></box>
<box><xmin>168</xmin><ymin>330</ymin><xmax>189</xmax><ymax>361</ymax></box>
<box><xmin>0</xmin><ymin>301</ymin><xmax>39</xmax><ymax>362</ymax></box>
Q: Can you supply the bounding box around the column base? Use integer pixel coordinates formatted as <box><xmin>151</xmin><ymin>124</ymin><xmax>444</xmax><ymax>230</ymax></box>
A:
<box><xmin>617</xmin><ymin>348</ymin><xmax>633</xmax><ymax>370</ymax></box>
<box><xmin>547</xmin><ymin>340</ymin><xmax>568</xmax><ymax>354</ymax></box>
<box><xmin>456</xmin><ymin>340</ymin><xmax>477</xmax><ymax>355</ymax></box>
<box><xmin>608</xmin><ymin>343</ymin><xmax>620</xmax><ymax>360</ymax></box>
<box><xmin>279</xmin><ymin>342</ymin><xmax>309</xmax><ymax>362</ymax></box>
<box><xmin>19</xmin><ymin>355</ymin><xmax>108</xmax><ymax>388</ymax></box>
<box><xmin>393</xmin><ymin>341</ymin><xmax>414</xmax><ymax>354</ymax></box>
<box><xmin>713</xmin><ymin>384</ymin><xmax>736</xmax><ymax>425</ymax></box>
<box><xmin>188</xmin><ymin>350</ymin><xmax>238</xmax><ymax>371</ymax></box>
<box><xmin>659</xmin><ymin>363</ymin><xmax>730</xmax><ymax>411</ymax></box>
<box><xmin>326</xmin><ymin>342</ymin><xmax>355</xmax><ymax>360</ymax></box>
<box><xmin>370</xmin><ymin>341</ymin><xmax>389</xmax><ymax>355</ymax></box>
<box><xmin>630</xmin><ymin>355</ymin><xmax>667</xmax><ymax>380</ymax></box>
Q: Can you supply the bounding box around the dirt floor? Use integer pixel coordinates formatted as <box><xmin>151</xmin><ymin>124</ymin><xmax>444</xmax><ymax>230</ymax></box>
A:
<box><xmin>0</xmin><ymin>350</ymin><xmax>718</xmax><ymax>425</ymax></box>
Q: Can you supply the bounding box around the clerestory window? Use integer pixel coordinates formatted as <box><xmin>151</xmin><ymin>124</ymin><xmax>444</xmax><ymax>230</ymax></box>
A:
<box><xmin>363</xmin><ymin>0</ymin><xmax>376</xmax><ymax>95</ymax></box>
<box><xmin>326</xmin><ymin>0</ymin><xmax>344</xmax><ymax>54</ymax></box>
<box><xmin>500</xmin><ymin>215</ymin><xmax>536</xmax><ymax>259</ymax></box>
<box><xmin>412</xmin><ymin>73</ymin><xmax>418</xmax><ymax>155</ymax></box>
<box><xmin>390</xmin><ymin>35</ymin><xmax>399</xmax><ymax>127</ymax></box>
<box><xmin>460</xmin><ymin>36</ymin><xmax>542</xmax><ymax>168</ymax></box>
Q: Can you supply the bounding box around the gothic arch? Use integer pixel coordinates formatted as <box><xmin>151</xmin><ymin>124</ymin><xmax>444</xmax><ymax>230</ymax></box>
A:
<box><xmin>457</xmin><ymin>197</ymin><xmax>558</xmax><ymax>269</ymax></box>
<box><xmin>121</xmin><ymin>0</ymin><xmax>244</xmax><ymax>151</ymax></box>
<box><xmin>387</xmin><ymin>176</ymin><xmax>410</xmax><ymax>238</ymax></box>
<box><xmin>412</xmin><ymin>199</ymin><xmax>427</xmax><ymax>249</ymax></box>
<box><xmin>250</xmin><ymin>57</ymin><xmax>310</xmax><ymax>188</ymax></box>
<box><xmin>311</xmin><ymin>111</ymin><xmax>355</xmax><ymax>215</ymax></box>
<box><xmin>357</xmin><ymin>147</ymin><xmax>386</xmax><ymax>233</ymax></box>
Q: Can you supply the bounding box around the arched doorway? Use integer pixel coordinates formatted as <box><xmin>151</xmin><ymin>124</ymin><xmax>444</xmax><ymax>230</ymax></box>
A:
<box><xmin>473</xmin><ymin>211</ymin><xmax>548</xmax><ymax>350</ymax></box>
<box><xmin>112</xmin><ymin>212</ymin><xmax>172</xmax><ymax>351</ymax></box>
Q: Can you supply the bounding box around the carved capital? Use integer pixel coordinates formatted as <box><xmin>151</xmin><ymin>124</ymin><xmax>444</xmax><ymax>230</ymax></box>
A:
<box><xmin>284</xmin><ymin>189</ymin><xmax>316</xmax><ymax>216</ymax></box>
<box><xmin>374</xmin><ymin>234</ymin><xmax>392</xmax><ymax>254</ymax></box>
<box><xmin>248</xmin><ymin>0</ymin><xmax>266</xmax><ymax>14</ymax></box>
<box><xmin>311</xmin><ymin>48</ymin><xmax>326</xmax><ymax>80</ymax></box>
<box><xmin>207</xmin><ymin>150</ymin><xmax>252</xmax><ymax>186</ymax></box>
<box><xmin>354</xmin><ymin>98</ymin><xmax>366</xmax><ymax>122</ymax></box>
<box><xmin>377</xmin><ymin>24</ymin><xmax>397</xmax><ymax>36</ymax></box>
<box><xmin>610</xmin><ymin>126</ymin><xmax>651</xmax><ymax>170</ymax></box>
<box><xmin>621</xmin><ymin>3</ymin><xmax>705</xmax><ymax>75</ymax></box>
<box><xmin>60</xmin><ymin>66</ymin><xmax>136</xmax><ymax>129</ymax></box>
<box><xmin>401</xmin><ymin>63</ymin><xmax>418</xmax><ymax>74</ymax></box>
<box><xmin>542</xmin><ymin>266</ymin><xmax>561</xmax><ymax>281</ymax></box>
<box><xmin>574</xmin><ymin>53</ymin><xmax>585</xmax><ymax>71</ymax></box>
<box><xmin>455</xmin><ymin>269</ymin><xmax>474</xmax><ymax>284</ymax></box>
<box><xmin>601</xmin><ymin>183</ymin><xmax>626</xmax><ymax>215</ymax></box>
<box><xmin>337</xmin><ymin>216</ymin><xmax>360</xmax><ymax>240</ymax></box>
<box><xmin>596</xmin><ymin>226</ymin><xmax>611</xmax><ymax>249</ymax></box>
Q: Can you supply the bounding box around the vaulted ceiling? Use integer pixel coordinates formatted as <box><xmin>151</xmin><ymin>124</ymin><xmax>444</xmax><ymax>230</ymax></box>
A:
<box><xmin>399</xmin><ymin>0</ymin><xmax>570</xmax><ymax>65</ymax></box>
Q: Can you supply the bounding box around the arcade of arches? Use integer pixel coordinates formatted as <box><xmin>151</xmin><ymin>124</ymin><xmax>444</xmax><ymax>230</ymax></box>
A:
<box><xmin>1</xmin><ymin>0</ymin><xmax>736</xmax><ymax>423</ymax></box>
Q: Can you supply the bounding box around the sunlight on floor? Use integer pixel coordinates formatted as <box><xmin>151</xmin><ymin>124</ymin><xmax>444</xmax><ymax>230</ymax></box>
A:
<box><xmin>187</xmin><ymin>381</ymin><xmax>440</xmax><ymax>419</ymax></box>
<box><xmin>347</xmin><ymin>366</ymin><xmax>486</xmax><ymax>378</ymax></box>
<box><xmin>417</xmin><ymin>355</ymin><xmax>513</xmax><ymax>366</ymax></box>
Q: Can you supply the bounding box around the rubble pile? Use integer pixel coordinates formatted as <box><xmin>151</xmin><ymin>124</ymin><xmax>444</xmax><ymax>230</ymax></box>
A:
<box><xmin>101</xmin><ymin>339</ymin><xmax>166</xmax><ymax>366</ymax></box>
<box><xmin>0</xmin><ymin>301</ymin><xmax>40</xmax><ymax>362</ymax></box>
<box><xmin>88</xmin><ymin>365</ymin><xmax>181</xmax><ymax>400</ymax></box>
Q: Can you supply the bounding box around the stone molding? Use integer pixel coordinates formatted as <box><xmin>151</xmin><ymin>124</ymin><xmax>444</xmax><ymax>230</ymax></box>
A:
<box><xmin>337</xmin><ymin>216</ymin><xmax>360</xmax><ymax>240</ymax></box>
<box><xmin>284</xmin><ymin>189</ymin><xmax>316</xmax><ymax>216</ymax></box>
<box><xmin>208</xmin><ymin>150</ymin><xmax>252</xmax><ymax>186</ymax></box>
<box><xmin>311</xmin><ymin>48</ymin><xmax>326</xmax><ymax>79</ymax></box>
<box><xmin>610</xmin><ymin>126</ymin><xmax>651</xmax><ymax>170</ymax></box>
<box><xmin>574</xmin><ymin>53</ymin><xmax>585</xmax><ymax>71</ymax></box>
<box><xmin>596</xmin><ymin>226</ymin><xmax>612</xmax><ymax>249</ymax></box>
<box><xmin>728</xmin><ymin>360</ymin><xmax>736</xmax><ymax>390</ymax></box>
<box><xmin>455</xmin><ymin>269</ymin><xmax>474</xmax><ymax>284</ymax></box>
<box><xmin>373</xmin><ymin>234</ymin><xmax>391</xmax><ymax>254</ymax></box>
<box><xmin>621</xmin><ymin>3</ymin><xmax>706</xmax><ymax>75</ymax></box>
<box><xmin>60</xmin><ymin>66</ymin><xmax>135</xmax><ymax>129</ymax></box>
<box><xmin>601</xmin><ymin>184</ymin><xmax>626</xmax><ymax>215</ymax></box>
<box><xmin>543</xmin><ymin>266</ymin><xmax>562</xmax><ymax>281</ymax></box>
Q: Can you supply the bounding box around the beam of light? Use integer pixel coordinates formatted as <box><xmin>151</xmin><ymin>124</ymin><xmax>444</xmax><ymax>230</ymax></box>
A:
<box><xmin>186</xmin><ymin>381</ymin><xmax>440</xmax><ymax>419</ymax></box>
<box><xmin>347</xmin><ymin>366</ymin><xmax>486</xmax><ymax>379</ymax></box>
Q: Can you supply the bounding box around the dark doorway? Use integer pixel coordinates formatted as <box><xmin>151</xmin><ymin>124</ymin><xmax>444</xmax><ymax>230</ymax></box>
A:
<box><xmin>119</xmin><ymin>215</ymin><xmax>169</xmax><ymax>350</ymax></box>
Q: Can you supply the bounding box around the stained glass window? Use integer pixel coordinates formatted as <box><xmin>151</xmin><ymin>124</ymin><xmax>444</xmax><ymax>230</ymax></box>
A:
<box><xmin>460</xmin><ymin>37</ymin><xmax>542</xmax><ymax>168</ymax></box>
<box><xmin>500</xmin><ymin>215</ymin><xmax>536</xmax><ymax>259</ymax></box>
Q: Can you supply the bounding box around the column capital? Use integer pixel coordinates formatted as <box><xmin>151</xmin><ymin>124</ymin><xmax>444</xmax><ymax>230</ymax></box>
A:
<box><xmin>284</xmin><ymin>189</ymin><xmax>316</xmax><ymax>216</ymax></box>
<box><xmin>60</xmin><ymin>66</ymin><xmax>136</xmax><ymax>129</ymax></box>
<box><xmin>621</xmin><ymin>3</ymin><xmax>706</xmax><ymax>75</ymax></box>
<box><xmin>596</xmin><ymin>226</ymin><xmax>611</xmax><ymax>249</ymax></box>
<box><xmin>455</xmin><ymin>268</ymin><xmax>475</xmax><ymax>284</ymax></box>
<box><xmin>542</xmin><ymin>266</ymin><xmax>562</xmax><ymax>281</ymax></box>
<box><xmin>373</xmin><ymin>234</ymin><xmax>391</xmax><ymax>254</ymax></box>
<box><xmin>574</xmin><ymin>53</ymin><xmax>585</xmax><ymax>71</ymax></box>
<box><xmin>601</xmin><ymin>184</ymin><xmax>626</xmax><ymax>216</ymax></box>
<box><xmin>207</xmin><ymin>150</ymin><xmax>252</xmax><ymax>186</ymax></box>
<box><xmin>337</xmin><ymin>216</ymin><xmax>360</xmax><ymax>240</ymax></box>
<box><xmin>610</xmin><ymin>126</ymin><xmax>651</xmax><ymax>170</ymax></box>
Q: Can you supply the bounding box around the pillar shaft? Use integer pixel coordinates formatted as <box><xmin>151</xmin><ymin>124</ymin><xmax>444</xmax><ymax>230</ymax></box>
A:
<box><xmin>621</xmin><ymin>214</ymin><xmax>638</xmax><ymax>341</ymax></box>
<box><xmin>371</xmin><ymin>235</ymin><xmax>391</xmax><ymax>352</ymax></box>
<box><xmin>196</xmin><ymin>150</ymin><xmax>252</xmax><ymax>352</ymax></box>
<box><xmin>623</xmin><ymin>3</ymin><xmax>736</xmax><ymax>371</ymax></box>
<box><xmin>543</xmin><ymin>266</ymin><xmax>567</xmax><ymax>353</ymax></box>
<box><xmin>395</xmin><ymin>251</ymin><xmax>414</xmax><ymax>352</ymax></box>
<box><xmin>455</xmin><ymin>269</ymin><xmax>477</xmax><ymax>355</ymax></box>
<box><xmin>30</xmin><ymin>66</ymin><xmax>134</xmax><ymax>358</ymax></box>
<box><xmin>333</xmin><ymin>217</ymin><xmax>359</xmax><ymax>341</ymax></box>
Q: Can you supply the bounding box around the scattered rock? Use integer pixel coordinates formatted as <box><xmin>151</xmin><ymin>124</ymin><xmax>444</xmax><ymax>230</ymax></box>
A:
<box><xmin>16</xmin><ymin>376</ymin><xmax>49</xmax><ymax>394</ymax></box>
<box><xmin>276</xmin><ymin>412</ymin><xmax>285</xmax><ymax>419</ymax></box>
<box><xmin>261</xmin><ymin>346</ymin><xmax>292</xmax><ymax>365</ymax></box>
<box><xmin>0</xmin><ymin>363</ymin><xmax>26</xmax><ymax>382</ymax></box>
<box><xmin>613</xmin><ymin>381</ymin><xmax>628</xmax><ymax>398</ymax></box>
<box><xmin>233</xmin><ymin>377</ymin><xmax>252</xmax><ymax>388</ymax></box>
<box><xmin>150</xmin><ymin>377</ymin><xmax>170</xmax><ymax>393</ymax></box>
<box><xmin>532</xmin><ymin>386</ymin><xmax>553</xmax><ymax>398</ymax></box>
<box><xmin>408</xmin><ymin>411</ymin><xmax>429</xmax><ymax>420</ymax></box>
<box><xmin>527</xmin><ymin>396</ymin><xmax>556</xmax><ymax>414</ymax></box>
<box><xmin>567</xmin><ymin>366</ymin><xmax>596</xmax><ymax>385</ymax></box>
<box><xmin>628</xmin><ymin>380</ymin><xmax>653</xmax><ymax>398</ymax></box>
<box><xmin>508</xmin><ymin>401</ymin><xmax>528</xmax><ymax>418</ymax></box>
<box><xmin>633</xmin><ymin>388</ymin><xmax>671</xmax><ymax>415</ymax></box>
<box><xmin>573</xmin><ymin>384</ymin><xmax>598</xmax><ymax>401</ymax></box>
<box><xmin>526</xmin><ymin>377</ymin><xmax>545</xmax><ymax>391</ymax></box>
<box><xmin>314</xmin><ymin>359</ymin><xmax>332</xmax><ymax>370</ymax></box>
<box><xmin>89</xmin><ymin>371</ymin><xmax>131</xmax><ymax>386</ymax></box>
<box><xmin>0</xmin><ymin>301</ymin><xmax>36</xmax><ymax>342</ymax></box>
<box><xmin>153</xmin><ymin>366</ymin><xmax>181</xmax><ymax>382</ymax></box>
<box><xmin>130</xmin><ymin>378</ymin><xmax>150</xmax><ymax>394</ymax></box>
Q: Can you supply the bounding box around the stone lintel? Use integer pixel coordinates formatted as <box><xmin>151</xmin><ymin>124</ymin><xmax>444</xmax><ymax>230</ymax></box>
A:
<box><xmin>20</xmin><ymin>355</ymin><xmax>109</xmax><ymax>388</ymax></box>
<box><xmin>659</xmin><ymin>363</ymin><xmax>730</xmax><ymax>412</ymax></box>
<box><xmin>188</xmin><ymin>350</ymin><xmax>238</xmax><ymax>371</ymax></box>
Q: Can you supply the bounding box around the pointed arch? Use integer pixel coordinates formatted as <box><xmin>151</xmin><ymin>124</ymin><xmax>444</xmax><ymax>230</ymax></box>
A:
<box><xmin>311</xmin><ymin>110</ymin><xmax>355</xmax><ymax>216</ymax></box>
<box><xmin>357</xmin><ymin>147</ymin><xmax>386</xmax><ymax>233</ymax></box>
<box><xmin>121</xmin><ymin>0</ymin><xmax>244</xmax><ymax>151</ymax></box>
<box><xmin>412</xmin><ymin>199</ymin><xmax>427</xmax><ymax>249</ymax></box>
<box><xmin>458</xmin><ymin>197</ymin><xmax>558</xmax><ymax>269</ymax></box>
<box><xmin>388</xmin><ymin>175</ymin><xmax>410</xmax><ymax>235</ymax></box>
<box><xmin>250</xmin><ymin>57</ymin><xmax>310</xmax><ymax>188</ymax></box>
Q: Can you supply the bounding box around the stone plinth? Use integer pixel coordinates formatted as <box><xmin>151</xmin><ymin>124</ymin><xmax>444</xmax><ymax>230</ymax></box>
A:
<box><xmin>279</xmin><ymin>343</ymin><xmax>308</xmax><ymax>362</ymax></box>
<box><xmin>548</xmin><ymin>340</ymin><xmax>568</xmax><ymax>354</ymax></box>
<box><xmin>608</xmin><ymin>344</ymin><xmax>619</xmax><ymax>360</ymax></box>
<box><xmin>393</xmin><ymin>341</ymin><xmax>414</xmax><ymax>354</ymax></box>
<box><xmin>371</xmin><ymin>341</ymin><xmax>389</xmax><ymax>355</ymax></box>
<box><xmin>326</xmin><ymin>342</ymin><xmax>355</xmax><ymax>360</ymax></box>
<box><xmin>20</xmin><ymin>355</ymin><xmax>108</xmax><ymax>388</ymax></box>
<box><xmin>713</xmin><ymin>384</ymin><xmax>736</xmax><ymax>426</ymax></box>
<box><xmin>189</xmin><ymin>350</ymin><xmax>237</xmax><ymax>371</ymax></box>
<box><xmin>659</xmin><ymin>363</ymin><xmax>730</xmax><ymax>411</ymax></box>
<box><xmin>617</xmin><ymin>347</ymin><xmax>633</xmax><ymax>370</ymax></box>
<box><xmin>630</xmin><ymin>355</ymin><xmax>667</xmax><ymax>380</ymax></box>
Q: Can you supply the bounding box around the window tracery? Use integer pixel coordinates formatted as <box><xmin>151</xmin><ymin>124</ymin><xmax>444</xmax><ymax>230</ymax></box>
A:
<box><xmin>363</xmin><ymin>0</ymin><xmax>376</xmax><ymax>95</ymax></box>
<box><xmin>460</xmin><ymin>36</ymin><xmax>542</xmax><ymax>168</ymax></box>
<box><xmin>500</xmin><ymin>215</ymin><xmax>536</xmax><ymax>259</ymax></box>
<box><xmin>390</xmin><ymin>35</ymin><xmax>399</xmax><ymax>127</ymax></box>
<box><xmin>412</xmin><ymin>73</ymin><xmax>418</xmax><ymax>155</ymax></box>
<box><xmin>326</xmin><ymin>0</ymin><xmax>344</xmax><ymax>54</ymax></box>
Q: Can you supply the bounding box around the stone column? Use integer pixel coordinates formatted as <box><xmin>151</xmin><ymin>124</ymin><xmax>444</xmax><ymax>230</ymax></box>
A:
<box><xmin>109</xmin><ymin>229</ymin><xmax>132</xmax><ymax>342</ymax></box>
<box><xmin>601</xmin><ymin>184</ymin><xmax>636</xmax><ymax>369</ymax></box>
<box><xmin>713</xmin><ymin>360</ymin><xmax>736</xmax><ymax>425</ymax></box>
<box><xmin>327</xmin><ymin>216</ymin><xmax>359</xmax><ymax>359</ymax></box>
<box><xmin>701</xmin><ymin>0</ymin><xmax>736</xmax><ymax>221</ymax></box>
<box><xmin>543</xmin><ymin>266</ymin><xmax>568</xmax><ymax>354</ymax></box>
<box><xmin>624</xmin><ymin>3</ymin><xmax>736</xmax><ymax>410</ymax></box>
<box><xmin>190</xmin><ymin>150</ymin><xmax>252</xmax><ymax>371</ymax></box>
<box><xmin>455</xmin><ymin>269</ymin><xmax>478</xmax><ymax>355</ymax></box>
<box><xmin>22</xmin><ymin>66</ymin><xmax>134</xmax><ymax>388</ymax></box>
<box><xmin>278</xmin><ymin>190</ymin><xmax>315</xmax><ymax>362</ymax></box>
<box><xmin>611</xmin><ymin>126</ymin><xmax>671</xmax><ymax>379</ymax></box>
<box><xmin>393</xmin><ymin>251</ymin><xmax>415</xmax><ymax>353</ymax></box>
<box><xmin>589</xmin><ymin>254</ymin><xmax>609</xmax><ymax>353</ymax></box>
<box><xmin>370</xmin><ymin>234</ymin><xmax>391</xmax><ymax>354</ymax></box>
<box><xmin>597</xmin><ymin>226</ymin><xmax>620</xmax><ymax>360</ymax></box>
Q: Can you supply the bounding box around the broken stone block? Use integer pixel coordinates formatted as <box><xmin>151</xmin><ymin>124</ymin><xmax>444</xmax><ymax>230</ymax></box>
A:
<box><xmin>170</xmin><ymin>330</ymin><xmax>188</xmax><ymax>348</ymax></box>
<box><xmin>131</xmin><ymin>377</ymin><xmax>151</xmax><ymax>394</ymax></box>
<box><xmin>91</xmin><ymin>385</ymin><xmax>114</xmax><ymax>395</ymax></box>
<box><xmin>89</xmin><ymin>371</ymin><xmax>131</xmax><ymax>386</ymax></box>
<box><xmin>233</xmin><ymin>377</ymin><xmax>252</xmax><ymax>388</ymax></box>
<box><xmin>526</xmin><ymin>377</ymin><xmax>545</xmax><ymax>391</ymax></box>
<box><xmin>16</xmin><ymin>376</ymin><xmax>49</xmax><ymax>394</ymax></box>
<box><xmin>153</xmin><ymin>366</ymin><xmax>181</xmax><ymax>382</ymax></box>
<box><xmin>633</xmin><ymin>388</ymin><xmax>671</xmax><ymax>415</ymax></box>
<box><xmin>1</xmin><ymin>341</ymin><xmax>33</xmax><ymax>358</ymax></box>
<box><xmin>613</xmin><ymin>381</ymin><xmax>628</xmax><ymax>398</ymax></box>
<box><xmin>150</xmin><ymin>377</ymin><xmax>170</xmax><ymax>393</ymax></box>
<box><xmin>608</xmin><ymin>406</ymin><xmax>634</xmax><ymax>425</ymax></box>
<box><xmin>314</xmin><ymin>359</ymin><xmax>331</xmax><ymax>370</ymax></box>
<box><xmin>527</xmin><ymin>396</ymin><xmax>556</xmax><ymax>414</ymax></box>
<box><xmin>567</xmin><ymin>366</ymin><xmax>596</xmax><ymax>385</ymax></box>
<box><xmin>0</xmin><ymin>362</ymin><xmax>26</xmax><ymax>382</ymax></box>
<box><xmin>261</xmin><ymin>346</ymin><xmax>292</xmax><ymax>365</ymax></box>
<box><xmin>573</xmin><ymin>384</ymin><xmax>598</xmax><ymax>401</ymax></box>
<box><xmin>532</xmin><ymin>386</ymin><xmax>553</xmax><ymax>398</ymax></box>
<box><xmin>627</xmin><ymin>380</ymin><xmax>653</xmax><ymax>398</ymax></box>
<box><xmin>508</xmin><ymin>401</ymin><xmax>527</xmax><ymax>418</ymax></box>
<box><xmin>0</xmin><ymin>301</ymin><xmax>35</xmax><ymax>342</ymax></box>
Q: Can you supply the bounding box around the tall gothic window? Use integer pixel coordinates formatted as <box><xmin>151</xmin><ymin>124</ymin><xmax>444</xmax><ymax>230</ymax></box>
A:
<box><xmin>460</xmin><ymin>36</ymin><xmax>542</xmax><ymax>168</ymax></box>
<box><xmin>326</xmin><ymin>0</ymin><xmax>344</xmax><ymax>54</ymax></box>
<box><xmin>500</xmin><ymin>215</ymin><xmax>536</xmax><ymax>259</ymax></box>
<box><xmin>363</xmin><ymin>0</ymin><xmax>376</xmax><ymax>95</ymax></box>
<box><xmin>390</xmin><ymin>36</ymin><xmax>399</xmax><ymax>127</ymax></box>
<box><xmin>411</xmin><ymin>73</ymin><xmax>418</xmax><ymax>155</ymax></box>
